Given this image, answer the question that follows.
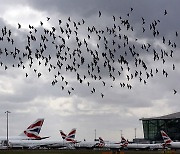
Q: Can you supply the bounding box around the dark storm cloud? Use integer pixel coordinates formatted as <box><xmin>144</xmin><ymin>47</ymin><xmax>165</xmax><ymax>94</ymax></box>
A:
<box><xmin>26</xmin><ymin>0</ymin><xmax>180</xmax><ymax>25</ymax></box>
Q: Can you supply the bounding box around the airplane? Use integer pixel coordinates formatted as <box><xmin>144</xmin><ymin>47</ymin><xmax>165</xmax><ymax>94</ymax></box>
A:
<box><xmin>74</xmin><ymin>139</ymin><xmax>101</xmax><ymax>149</ymax></box>
<box><xmin>125</xmin><ymin>139</ymin><xmax>164</xmax><ymax>150</ymax></box>
<box><xmin>161</xmin><ymin>130</ymin><xmax>180</xmax><ymax>149</ymax></box>
<box><xmin>0</xmin><ymin>118</ymin><xmax>48</xmax><ymax>142</ymax></box>
<box><xmin>126</xmin><ymin>142</ymin><xmax>163</xmax><ymax>150</ymax></box>
<box><xmin>92</xmin><ymin>137</ymin><xmax>128</xmax><ymax>150</ymax></box>
<box><xmin>8</xmin><ymin>128</ymin><xmax>77</xmax><ymax>149</ymax></box>
<box><xmin>60</xmin><ymin>129</ymin><xmax>101</xmax><ymax>149</ymax></box>
<box><xmin>48</xmin><ymin>128</ymin><xmax>78</xmax><ymax>148</ymax></box>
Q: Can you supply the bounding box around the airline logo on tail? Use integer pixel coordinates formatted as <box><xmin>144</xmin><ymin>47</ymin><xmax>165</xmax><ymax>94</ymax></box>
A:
<box><xmin>161</xmin><ymin>130</ymin><xmax>172</xmax><ymax>145</ymax></box>
<box><xmin>95</xmin><ymin>137</ymin><xmax>105</xmax><ymax>148</ymax></box>
<box><xmin>60</xmin><ymin>130</ymin><xmax>67</xmax><ymax>140</ymax></box>
<box><xmin>121</xmin><ymin>137</ymin><xmax>128</xmax><ymax>147</ymax></box>
<box><xmin>20</xmin><ymin>119</ymin><xmax>44</xmax><ymax>140</ymax></box>
<box><xmin>60</xmin><ymin>128</ymin><xmax>77</xmax><ymax>143</ymax></box>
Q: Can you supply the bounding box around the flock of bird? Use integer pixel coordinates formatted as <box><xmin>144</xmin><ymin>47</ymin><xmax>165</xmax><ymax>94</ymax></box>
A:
<box><xmin>0</xmin><ymin>8</ymin><xmax>178</xmax><ymax>97</ymax></box>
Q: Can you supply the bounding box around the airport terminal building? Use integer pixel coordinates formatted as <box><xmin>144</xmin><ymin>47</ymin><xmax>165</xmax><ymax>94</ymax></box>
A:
<box><xmin>140</xmin><ymin>112</ymin><xmax>180</xmax><ymax>142</ymax></box>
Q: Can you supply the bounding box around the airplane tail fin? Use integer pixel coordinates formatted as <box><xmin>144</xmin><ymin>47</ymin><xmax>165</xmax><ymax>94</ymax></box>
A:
<box><xmin>60</xmin><ymin>128</ymin><xmax>77</xmax><ymax>143</ymax></box>
<box><xmin>121</xmin><ymin>137</ymin><xmax>128</xmax><ymax>147</ymax></box>
<box><xmin>99</xmin><ymin>137</ymin><xmax>104</xmax><ymax>143</ymax></box>
<box><xmin>160</xmin><ymin>130</ymin><xmax>173</xmax><ymax>145</ymax></box>
<box><xmin>98</xmin><ymin>137</ymin><xmax>105</xmax><ymax>147</ymax></box>
<box><xmin>60</xmin><ymin>130</ymin><xmax>67</xmax><ymax>140</ymax></box>
<box><xmin>66</xmin><ymin>128</ymin><xmax>77</xmax><ymax>142</ymax></box>
<box><xmin>19</xmin><ymin>118</ymin><xmax>44</xmax><ymax>140</ymax></box>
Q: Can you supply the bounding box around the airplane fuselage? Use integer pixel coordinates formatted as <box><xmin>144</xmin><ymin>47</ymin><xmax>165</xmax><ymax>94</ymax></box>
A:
<box><xmin>127</xmin><ymin>143</ymin><xmax>163</xmax><ymax>150</ymax></box>
<box><xmin>8</xmin><ymin>139</ymin><xmax>74</xmax><ymax>149</ymax></box>
<box><xmin>75</xmin><ymin>141</ymin><xmax>98</xmax><ymax>149</ymax></box>
<box><xmin>167</xmin><ymin>142</ymin><xmax>180</xmax><ymax>149</ymax></box>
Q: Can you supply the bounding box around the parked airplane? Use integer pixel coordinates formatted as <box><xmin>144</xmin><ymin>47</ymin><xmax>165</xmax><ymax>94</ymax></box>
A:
<box><xmin>8</xmin><ymin>128</ymin><xmax>77</xmax><ymax>149</ymax></box>
<box><xmin>126</xmin><ymin>142</ymin><xmax>163</xmax><ymax>150</ymax></box>
<box><xmin>93</xmin><ymin>137</ymin><xmax>128</xmax><ymax>150</ymax></box>
<box><xmin>161</xmin><ymin>130</ymin><xmax>180</xmax><ymax>149</ymax></box>
<box><xmin>0</xmin><ymin>118</ymin><xmax>48</xmax><ymax>142</ymax></box>
<box><xmin>59</xmin><ymin>129</ymin><xmax>100</xmax><ymax>149</ymax></box>
<box><xmin>74</xmin><ymin>138</ymin><xmax>101</xmax><ymax>149</ymax></box>
<box><xmin>125</xmin><ymin>139</ymin><xmax>164</xmax><ymax>150</ymax></box>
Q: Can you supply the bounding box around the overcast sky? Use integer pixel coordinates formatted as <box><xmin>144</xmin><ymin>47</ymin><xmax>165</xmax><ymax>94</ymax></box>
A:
<box><xmin>0</xmin><ymin>0</ymin><xmax>180</xmax><ymax>142</ymax></box>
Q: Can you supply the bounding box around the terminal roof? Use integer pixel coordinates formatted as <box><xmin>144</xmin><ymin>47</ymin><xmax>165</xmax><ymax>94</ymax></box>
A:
<box><xmin>140</xmin><ymin>112</ymin><xmax>180</xmax><ymax>120</ymax></box>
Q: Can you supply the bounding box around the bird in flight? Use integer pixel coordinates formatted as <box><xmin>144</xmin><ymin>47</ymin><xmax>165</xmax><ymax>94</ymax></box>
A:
<box><xmin>99</xmin><ymin>11</ymin><xmax>101</xmax><ymax>17</ymax></box>
<box><xmin>173</xmin><ymin>89</ymin><xmax>177</xmax><ymax>95</ymax></box>
<box><xmin>18</xmin><ymin>23</ymin><xmax>21</xmax><ymax>29</ymax></box>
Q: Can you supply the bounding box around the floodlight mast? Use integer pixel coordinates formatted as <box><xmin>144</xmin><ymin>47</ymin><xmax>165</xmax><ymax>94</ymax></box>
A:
<box><xmin>5</xmin><ymin>111</ymin><xmax>10</xmax><ymax>148</ymax></box>
<box><xmin>95</xmin><ymin>129</ymin><xmax>96</xmax><ymax>141</ymax></box>
<box><xmin>135</xmin><ymin>128</ymin><xmax>137</xmax><ymax>139</ymax></box>
<box><xmin>120</xmin><ymin>130</ymin><xmax>122</xmax><ymax>138</ymax></box>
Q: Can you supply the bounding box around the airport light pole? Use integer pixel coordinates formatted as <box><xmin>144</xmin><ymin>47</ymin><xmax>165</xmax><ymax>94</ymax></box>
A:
<box><xmin>94</xmin><ymin>129</ymin><xmax>96</xmax><ymax>141</ymax></box>
<box><xmin>5</xmin><ymin>111</ymin><xmax>10</xmax><ymax>148</ymax></box>
<box><xmin>135</xmin><ymin>128</ymin><xmax>137</xmax><ymax>139</ymax></box>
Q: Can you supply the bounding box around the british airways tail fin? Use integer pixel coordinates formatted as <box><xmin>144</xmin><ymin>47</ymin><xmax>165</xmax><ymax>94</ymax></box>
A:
<box><xmin>121</xmin><ymin>136</ymin><xmax>128</xmax><ymax>147</ymax></box>
<box><xmin>60</xmin><ymin>128</ymin><xmax>77</xmax><ymax>143</ymax></box>
<box><xmin>161</xmin><ymin>130</ymin><xmax>173</xmax><ymax>145</ymax></box>
<box><xmin>19</xmin><ymin>118</ymin><xmax>45</xmax><ymax>140</ymax></box>
<box><xmin>60</xmin><ymin>130</ymin><xmax>67</xmax><ymax>140</ymax></box>
<box><xmin>66</xmin><ymin>128</ymin><xmax>76</xmax><ymax>141</ymax></box>
<box><xmin>97</xmin><ymin>137</ymin><xmax>105</xmax><ymax>147</ymax></box>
